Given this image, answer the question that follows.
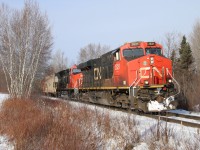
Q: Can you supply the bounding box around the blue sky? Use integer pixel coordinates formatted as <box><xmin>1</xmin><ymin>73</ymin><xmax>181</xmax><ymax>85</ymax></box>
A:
<box><xmin>1</xmin><ymin>0</ymin><xmax>200</xmax><ymax>64</ymax></box>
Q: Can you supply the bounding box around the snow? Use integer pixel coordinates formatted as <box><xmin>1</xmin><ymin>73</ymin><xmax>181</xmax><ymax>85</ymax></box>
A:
<box><xmin>0</xmin><ymin>93</ymin><xmax>8</xmax><ymax>107</ymax></box>
<box><xmin>133</xmin><ymin>142</ymin><xmax>148</xmax><ymax>150</ymax></box>
<box><xmin>0</xmin><ymin>136</ymin><xmax>14</xmax><ymax>150</ymax></box>
<box><xmin>0</xmin><ymin>93</ymin><xmax>13</xmax><ymax>150</ymax></box>
<box><xmin>0</xmin><ymin>94</ymin><xmax>200</xmax><ymax>149</ymax></box>
<box><xmin>168</xmin><ymin>109</ymin><xmax>200</xmax><ymax>117</ymax></box>
<box><xmin>66</xmin><ymin>99</ymin><xmax>200</xmax><ymax>149</ymax></box>
<box><xmin>147</xmin><ymin>96</ymin><xmax>175</xmax><ymax>112</ymax></box>
<box><xmin>147</xmin><ymin>100</ymin><xmax>166</xmax><ymax>111</ymax></box>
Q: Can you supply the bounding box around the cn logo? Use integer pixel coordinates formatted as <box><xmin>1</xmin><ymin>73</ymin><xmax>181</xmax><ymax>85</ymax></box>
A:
<box><xmin>115</xmin><ymin>64</ymin><xmax>120</xmax><ymax>70</ymax></box>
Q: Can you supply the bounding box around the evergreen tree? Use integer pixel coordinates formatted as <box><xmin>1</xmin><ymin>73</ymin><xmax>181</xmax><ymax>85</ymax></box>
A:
<box><xmin>179</xmin><ymin>35</ymin><xmax>193</xmax><ymax>70</ymax></box>
<box><xmin>170</xmin><ymin>49</ymin><xmax>176</xmax><ymax>66</ymax></box>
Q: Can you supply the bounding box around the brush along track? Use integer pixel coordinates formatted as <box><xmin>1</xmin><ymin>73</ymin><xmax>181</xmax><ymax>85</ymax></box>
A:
<box><xmin>42</xmin><ymin>96</ymin><xmax>200</xmax><ymax>128</ymax></box>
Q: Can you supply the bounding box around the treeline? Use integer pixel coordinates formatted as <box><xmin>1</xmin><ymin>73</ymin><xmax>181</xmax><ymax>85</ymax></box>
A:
<box><xmin>162</xmin><ymin>21</ymin><xmax>200</xmax><ymax>111</ymax></box>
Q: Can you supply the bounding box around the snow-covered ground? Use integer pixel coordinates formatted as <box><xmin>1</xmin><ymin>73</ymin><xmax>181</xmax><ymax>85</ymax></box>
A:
<box><xmin>73</xmin><ymin>102</ymin><xmax>200</xmax><ymax>150</ymax></box>
<box><xmin>66</xmin><ymin>99</ymin><xmax>200</xmax><ymax>149</ymax></box>
<box><xmin>0</xmin><ymin>93</ymin><xmax>8</xmax><ymax>107</ymax></box>
<box><xmin>0</xmin><ymin>136</ymin><xmax>14</xmax><ymax>150</ymax></box>
<box><xmin>0</xmin><ymin>94</ymin><xmax>199</xmax><ymax>150</ymax></box>
<box><xmin>168</xmin><ymin>109</ymin><xmax>200</xmax><ymax>117</ymax></box>
<box><xmin>46</xmin><ymin>96</ymin><xmax>200</xmax><ymax>149</ymax></box>
<box><xmin>0</xmin><ymin>93</ymin><xmax>14</xmax><ymax>150</ymax></box>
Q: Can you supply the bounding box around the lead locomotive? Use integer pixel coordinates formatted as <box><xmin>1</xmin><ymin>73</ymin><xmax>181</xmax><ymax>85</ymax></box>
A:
<box><xmin>43</xmin><ymin>41</ymin><xmax>179</xmax><ymax>112</ymax></box>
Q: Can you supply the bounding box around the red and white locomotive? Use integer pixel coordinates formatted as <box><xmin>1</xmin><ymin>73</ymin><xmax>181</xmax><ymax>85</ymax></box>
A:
<box><xmin>43</xmin><ymin>41</ymin><xmax>178</xmax><ymax>112</ymax></box>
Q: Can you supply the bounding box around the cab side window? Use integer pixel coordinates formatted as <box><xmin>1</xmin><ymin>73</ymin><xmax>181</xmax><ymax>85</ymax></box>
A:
<box><xmin>113</xmin><ymin>49</ymin><xmax>120</xmax><ymax>61</ymax></box>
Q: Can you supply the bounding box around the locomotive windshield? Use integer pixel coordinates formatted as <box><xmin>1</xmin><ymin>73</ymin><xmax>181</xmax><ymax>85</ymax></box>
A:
<box><xmin>72</xmin><ymin>68</ymin><xmax>81</xmax><ymax>74</ymax></box>
<box><xmin>145</xmin><ymin>48</ymin><xmax>162</xmax><ymax>56</ymax></box>
<box><xmin>123</xmin><ymin>48</ymin><xmax>144</xmax><ymax>61</ymax></box>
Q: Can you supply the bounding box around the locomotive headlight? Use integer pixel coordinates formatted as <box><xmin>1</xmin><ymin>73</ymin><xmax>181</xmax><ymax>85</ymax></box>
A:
<box><xmin>144</xmin><ymin>80</ymin><xmax>149</xmax><ymax>85</ymax></box>
<box><xmin>150</xmin><ymin>57</ymin><xmax>154</xmax><ymax>64</ymax></box>
<box><xmin>168</xmin><ymin>79</ymin><xmax>172</xmax><ymax>83</ymax></box>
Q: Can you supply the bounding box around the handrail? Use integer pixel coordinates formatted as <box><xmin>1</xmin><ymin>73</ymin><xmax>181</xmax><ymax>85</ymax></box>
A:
<box><xmin>166</xmin><ymin>69</ymin><xmax>180</xmax><ymax>97</ymax></box>
<box><xmin>130</xmin><ymin>70</ymin><xmax>138</xmax><ymax>87</ymax></box>
<box><xmin>134</xmin><ymin>69</ymin><xmax>147</xmax><ymax>87</ymax></box>
<box><xmin>129</xmin><ymin>69</ymin><xmax>147</xmax><ymax>88</ymax></box>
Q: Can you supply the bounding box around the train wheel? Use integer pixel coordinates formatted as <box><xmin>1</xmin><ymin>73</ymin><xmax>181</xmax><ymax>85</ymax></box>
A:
<box><xmin>115</xmin><ymin>94</ymin><xmax>129</xmax><ymax>108</ymax></box>
<box><xmin>137</xmin><ymin>100</ymin><xmax>148</xmax><ymax>113</ymax></box>
<box><xmin>56</xmin><ymin>92</ymin><xmax>61</xmax><ymax>97</ymax></box>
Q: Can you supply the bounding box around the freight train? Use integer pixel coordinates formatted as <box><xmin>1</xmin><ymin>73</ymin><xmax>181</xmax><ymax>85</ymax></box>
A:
<box><xmin>43</xmin><ymin>41</ymin><xmax>179</xmax><ymax>112</ymax></box>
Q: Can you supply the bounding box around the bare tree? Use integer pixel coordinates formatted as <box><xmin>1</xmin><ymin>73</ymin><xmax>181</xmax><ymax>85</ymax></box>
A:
<box><xmin>0</xmin><ymin>1</ymin><xmax>53</xmax><ymax>98</ymax></box>
<box><xmin>0</xmin><ymin>64</ymin><xmax>7</xmax><ymax>92</ymax></box>
<box><xmin>190</xmin><ymin>20</ymin><xmax>200</xmax><ymax>73</ymax></box>
<box><xmin>162</xmin><ymin>32</ymin><xmax>182</xmax><ymax>58</ymax></box>
<box><xmin>51</xmin><ymin>49</ymin><xmax>68</xmax><ymax>73</ymax></box>
<box><xmin>77</xmin><ymin>43</ymin><xmax>110</xmax><ymax>64</ymax></box>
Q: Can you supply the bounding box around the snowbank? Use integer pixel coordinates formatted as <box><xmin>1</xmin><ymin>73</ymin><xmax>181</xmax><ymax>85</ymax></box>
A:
<box><xmin>0</xmin><ymin>93</ymin><xmax>13</xmax><ymax>150</ymax></box>
<box><xmin>0</xmin><ymin>136</ymin><xmax>14</xmax><ymax>150</ymax></box>
<box><xmin>168</xmin><ymin>109</ymin><xmax>200</xmax><ymax>117</ymax></box>
<box><xmin>0</xmin><ymin>93</ymin><xmax>9</xmax><ymax>108</ymax></box>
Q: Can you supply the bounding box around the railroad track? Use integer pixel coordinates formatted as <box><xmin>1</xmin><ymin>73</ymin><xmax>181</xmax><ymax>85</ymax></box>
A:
<box><xmin>42</xmin><ymin>96</ymin><xmax>200</xmax><ymax>128</ymax></box>
<box><xmin>166</xmin><ymin>112</ymin><xmax>200</xmax><ymax>128</ymax></box>
<box><xmin>143</xmin><ymin>111</ymin><xmax>200</xmax><ymax>128</ymax></box>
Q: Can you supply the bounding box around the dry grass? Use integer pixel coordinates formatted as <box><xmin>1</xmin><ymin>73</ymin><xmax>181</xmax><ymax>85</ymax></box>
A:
<box><xmin>43</xmin><ymin>103</ymin><xmax>99</xmax><ymax>150</ymax></box>
<box><xmin>0</xmin><ymin>98</ymin><xmax>99</xmax><ymax>150</ymax></box>
<box><xmin>146</xmin><ymin>118</ymin><xmax>200</xmax><ymax>150</ymax></box>
<box><xmin>182</xmin><ymin>129</ymin><xmax>200</xmax><ymax>150</ymax></box>
<box><xmin>147</xmin><ymin>119</ymin><xmax>176</xmax><ymax>150</ymax></box>
<box><xmin>1</xmin><ymin>97</ymin><xmax>198</xmax><ymax>150</ymax></box>
<box><xmin>0</xmin><ymin>97</ymin><xmax>141</xmax><ymax>149</ymax></box>
<box><xmin>0</xmin><ymin>98</ymin><xmax>53</xmax><ymax>149</ymax></box>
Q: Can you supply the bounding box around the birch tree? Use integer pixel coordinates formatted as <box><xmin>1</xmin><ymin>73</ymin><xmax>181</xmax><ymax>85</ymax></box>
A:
<box><xmin>0</xmin><ymin>1</ymin><xmax>53</xmax><ymax>99</ymax></box>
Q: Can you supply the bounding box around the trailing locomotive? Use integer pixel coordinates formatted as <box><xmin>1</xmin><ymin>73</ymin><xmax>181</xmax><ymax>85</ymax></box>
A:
<box><xmin>43</xmin><ymin>41</ymin><xmax>179</xmax><ymax>112</ymax></box>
